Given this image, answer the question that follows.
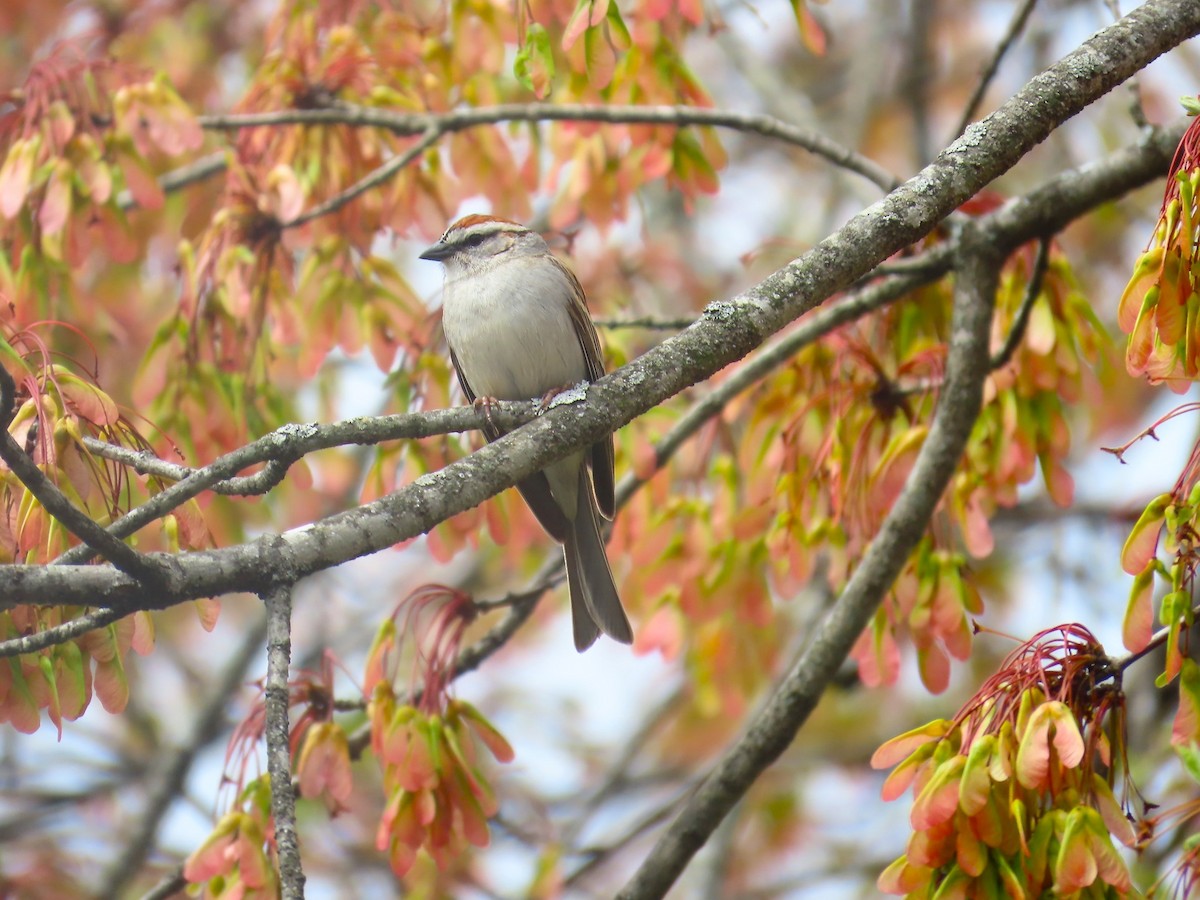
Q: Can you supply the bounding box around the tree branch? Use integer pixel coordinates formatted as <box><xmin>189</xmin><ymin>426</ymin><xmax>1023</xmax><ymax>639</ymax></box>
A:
<box><xmin>990</xmin><ymin>235</ymin><xmax>1051</xmax><ymax>371</ymax></box>
<box><xmin>616</xmin><ymin>105</ymin><xmax>1185</xmax><ymax>502</ymax></box>
<box><xmin>144</xmin><ymin>99</ymin><xmax>899</xmax><ymax>228</ymax></box>
<box><xmin>614</xmin><ymin>218</ymin><xmax>1001</xmax><ymax>900</ymax></box>
<box><xmin>1112</xmin><ymin>602</ymin><xmax>1200</xmax><ymax>676</ymax></box>
<box><xmin>263</xmin><ymin>582</ymin><xmax>305</xmax><ymax>900</ymax></box>
<box><xmin>63</xmin><ymin>405</ymin><xmax>534</xmax><ymax>566</ymax></box>
<box><xmin>117</xmin><ymin>151</ymin><xmax>228</xmax><ymax>210</ymax></box>
<box><xmin>0</xmin><ymin>403</ymin><xmax>542</xmax><ymax>661</ymax></box>
<box><xmin>282</xmin><ymin>125</ymin><xmax>440</xmax><ymax>229</ymax></box>
<box><xmin>8</xmin><ymin>143</ymin><xmax>1112</xmax><ymax>660</ymax></box>
<box><xmin>0</xmin><ymin>606</ymin><xmax>128</xmax><ymax>659</ymax></box>
<box><xmin>197</xmin><ymin>103</ymin><xmax>901</xmax><ymax>193</ymax></box>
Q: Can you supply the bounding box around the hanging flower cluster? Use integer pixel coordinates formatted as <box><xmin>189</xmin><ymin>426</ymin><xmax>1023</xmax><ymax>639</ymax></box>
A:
<box><xmin>873</xmin><ymin>625</ymin><xmax>1138</xmax><ymax>898</ymax></box>
<box><xmin>1113</xmin><ymin>403</ymin><xmax>1200</xmax><ymax>685</ymax></box>
<box><xmin>184</xmin><ymin>776</ymin><xmax>279</xmax><ymax>899</ymax></box>
<box><xmin>365</xmin><ymin>585</ymin><xmax>514</xmax><ymax>878</ymax></box>
<box><xmin>1118</xmin><ymin>98</ymin><xmax>1200</xmax><ymax>389</ymax></box>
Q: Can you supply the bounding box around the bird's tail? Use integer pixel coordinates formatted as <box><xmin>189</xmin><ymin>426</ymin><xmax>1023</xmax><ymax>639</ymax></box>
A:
<box><xmin>565</xmin><ymin>467</ymin><xmax>633</xmax><ymax>652</ymax></box>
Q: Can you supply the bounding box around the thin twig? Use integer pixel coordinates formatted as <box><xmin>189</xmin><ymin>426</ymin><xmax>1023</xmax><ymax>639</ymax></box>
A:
<box><xmin>117</xmin><ymin>151</ymin><xmax>227</xmax><ymax>210</ymax></box>
<box><xmin>82</xmin><ymin>439</ymin><xmax>291</xmax><ymax>496</ymax></box>
<box><xmin>0</xmin><ymin>607</ymin><xmax>127</xmax><ymax>659</ymax></box>
<box><xmin>1111</xmin><ymin>602</ymin><xmax>1200</xmax><ymax>676</ymax></box>
<box><xmin>282</xmin><ymin>125</ymin><xmax>439</xmax><ymax>229</ymax></box>
<box><xmin>0</xmin><ymin>366</ymin><xmax>163</xmax><ymax>582</ymax></box>
<box><xmin>96</xmin><ymin>616</ymin><xmax>268</xmax><ymax>898</ymax></box>
<box><xmin>197</xmin><ymin>102</ymin><xmax>901</xmax><ymax>193</ymax></box>
<box><xmin>1100</xmin><ymin>0</ymin><xmax>1149</xmax><ymax>128</ymax></box>
<box><xmin>137</xmin><ymin>869</ymin><xmax>187</xmax><ymax>900</ymax></box>
<box><xmin>892</xmin><ymin>234</ymin><xmax>1053</xmax><ymax>397</ymax></box>
<box><xmin>990</xmin><ymin>235</ymin><xmax>1051</xmax><ymax>370</ymax></box>
<box><xmin>951</xmin><ymin>0</ymin><xmax>1040</xmax><ymax>140</ymax></box>
<box><xmin>263</xmin><ymin>582</ymin><xmax>305</xmax><ymax>899</ymax></box>
<box><xmin>565</xmin><ymin>788</ymin><xmax>694</xmax><ymax>889</ymax></box>
<box><xmin>66</xmin><ymin>405</ymin><xmax>534</xmax><ymax>564</ymax></box>
<box><xmin>139</xmin><ymin>103</ymin><xmax>899</xmax><ymax>228</ymax></box>
<box><xmin>908</xmin><ymin>0</ymin><xmax>935</xmax><ymax>166</ymax></box>
<box><xmin>561</xmin><ymin>686</ymin><xmax>686</xmax><ymax>847</ymax></box>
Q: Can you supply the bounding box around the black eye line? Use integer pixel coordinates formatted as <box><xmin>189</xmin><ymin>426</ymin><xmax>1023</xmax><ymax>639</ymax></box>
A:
<box><xmin>459</xmin><ymin>232</ymin><xmax>488</xmax><ymax>249</ymax></box>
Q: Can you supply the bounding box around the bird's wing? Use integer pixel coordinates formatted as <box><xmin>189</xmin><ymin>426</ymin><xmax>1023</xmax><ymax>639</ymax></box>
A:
<box><xmin>559</xmin><ymin>260</ymin><xmax>616</xmax><ymax>521</ymax></box>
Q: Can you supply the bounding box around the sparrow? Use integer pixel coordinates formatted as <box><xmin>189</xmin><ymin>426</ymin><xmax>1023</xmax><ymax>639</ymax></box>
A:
<box><xmin>420</xmin><ymin>214</ymin><xmax>633</xmax><ymax>651</ymax></box>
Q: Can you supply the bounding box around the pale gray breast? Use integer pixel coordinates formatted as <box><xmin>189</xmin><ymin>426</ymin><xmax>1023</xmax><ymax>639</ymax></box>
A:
<box><xmin>442</xmin><ymin>260</ymin><xmax>588</xmax><ymax>401</ymax></box>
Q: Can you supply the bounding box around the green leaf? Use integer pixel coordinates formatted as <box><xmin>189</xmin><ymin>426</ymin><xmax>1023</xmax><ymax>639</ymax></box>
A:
<box><xmin>38</xmin><ymin>654</ymin><xmax>63</xmax><ymax>738</ymax></box>
<box><xmin>1161</xmin><ymin>589</ymin><xmax>1189</xmax><ymax>627</ymax></box>
<box><xmin>1054</xmin><ymin>807</ymin><xmax>1097</xmax><ymax>893</ymax></box>
<box><xmin>1120</xmin><ymin>492</ymin><xmax>1170</xmax><ymax>575</ymax></box>
<box><xmin>1177</xmin><ymin>741</ymin><xmax>1200</xmax><ymax>785</ymax></box>
<box><xmin>910</xmin><ymin>754</ymin><xmax>965</xmax><ymax>830</ymax></box>
<box><xmin>1015</xmin><ymin>700</ymin><xmax>1084</xmax><ymax>790</ymax></box>
<box><xmin>514</xmin><ymin>24</ymin><xmax>555</xmax><ymax>99</ymax></box>
<box><xmin>605</xmin><ymin>2</ymin><xmax>631</xmax><ymax>50</ymax></box>
<box><xmin>1123</xmin><ymin>563</ymin><xmax>1155</xmax><ymax>652</ymax></box>
<box><xmin>1173</xmin><ymin>658</ymin><xmax>1200</xmax><ymax>748</ymax></box>
<box><xmin>930</xmin><ymin>864</ymin><xmax>969</xmax><ymax>900</ymax></box>
<box><xmin>562</xmin><ymin>0</ymin><xmax>603</xmax><ymax>52</ymax></box>
<box><xmin>992</xmin><ymin>851</ymin><xmax>1025</xmax><ymax>899</ymax></box>
<box><xmin>583</xmin><ymin>23</ymin><xmax>615</xmax><ymax>89</ymax></box>
<box><xmin>1026</xmin><ymin>810</ymin><xmax>1058</xmax><ymax>886</ymax></box>
<box><xmin>871</xmin><ymin>718</ymin><xmax>951</xmax><ymax>770</ymax></box>
<box><xmin>55</xmin><ymin>639</ymin><xmax>90</xmax><ymax>720</ymax></box>
<box><xmin>959</xmin><ymin>734</ymin><xmax>996</xmax><ymax>815</ymax></box>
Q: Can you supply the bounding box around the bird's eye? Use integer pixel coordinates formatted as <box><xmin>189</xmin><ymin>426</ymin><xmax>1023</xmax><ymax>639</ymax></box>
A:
<box><xmin>459</xmin><ymin>232</ymin><xmax>488</xmax><ymax>249</ymax></box>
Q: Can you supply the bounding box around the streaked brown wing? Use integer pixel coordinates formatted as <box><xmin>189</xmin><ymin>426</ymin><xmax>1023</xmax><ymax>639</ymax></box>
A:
<box><xmin>558</xmin><ymin>260</ymin><xmax>616</xmax><ymax>520</ymax></box>
<box><xmin>448</xmin><ymin>345</ymin><xmax>479</xmax><ymax>408</ymax></box>
<box><xmin>449</xmin><ymin>344</ymin><xmax>572</xmax><ymax>541</ymax></box>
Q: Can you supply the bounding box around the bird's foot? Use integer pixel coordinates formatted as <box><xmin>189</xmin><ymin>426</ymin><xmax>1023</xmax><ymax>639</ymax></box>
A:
<box><xmin>472</xmin><ymin>395</ymin><xmax>500</xmax><ymax>432</ymax></box>
<box><xmin>535</xmin><ymin>383</ymin><xmax>579</xmax><ymax>414</ymax></box>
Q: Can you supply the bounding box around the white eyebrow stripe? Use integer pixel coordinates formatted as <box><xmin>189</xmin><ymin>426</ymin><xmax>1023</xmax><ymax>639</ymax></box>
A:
<box><xmin>447</xmin><ymin>223</ymin><xmax>524</xmax><ymax>244</ymax></box>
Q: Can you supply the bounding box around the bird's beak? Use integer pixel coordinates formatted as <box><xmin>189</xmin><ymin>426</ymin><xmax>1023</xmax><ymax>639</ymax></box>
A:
<box><xmin>419</xmin><ymin>241</ymin><xmax>452</xmax><ymax>262</ymax></box>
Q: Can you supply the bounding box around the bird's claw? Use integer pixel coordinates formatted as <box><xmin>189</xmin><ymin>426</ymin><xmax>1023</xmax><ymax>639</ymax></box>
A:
<box><xmin>472</xmin><ymin>396</ymin><xmax>500</xmax><ymax>432</ymax></box>
<box><xmin>535</xmin><ymin>383</ymin><xmax>574</xmax><ymax>414</ymax></box>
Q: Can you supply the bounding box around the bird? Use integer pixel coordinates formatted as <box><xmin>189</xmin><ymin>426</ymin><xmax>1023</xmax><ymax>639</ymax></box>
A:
<box><xmin>419</xmin><ymin>214</ymin><xmax>633</xmax><ymax>651</ymax></box>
